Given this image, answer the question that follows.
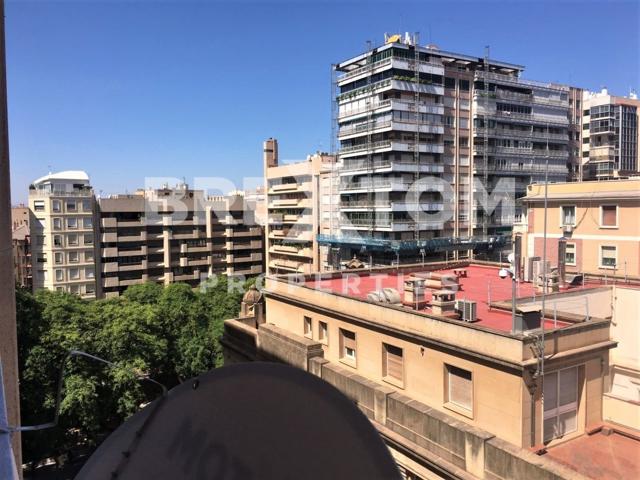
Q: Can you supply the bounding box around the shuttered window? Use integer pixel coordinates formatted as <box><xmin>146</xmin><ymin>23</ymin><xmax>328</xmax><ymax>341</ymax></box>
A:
<box><xmin>543</xmin><ymin>367</ymin><xmax>579</xmax><ymax>442</ymax></box>
<box><xmin>601</xmin><ymin>205</ymin><xmax>617</xmax><ymax>227</ymax></box>
<box><xmin>600</xmin><ymin>246</ymin><xmax>616</xmax><ymax>268</ymax></box>
<box><xmin>303</xmin><ymin>316</ymin><xmax>312</xmax><ymax>338</ymax></box>
<box><xmin>447</xmin><ymin>365</ymin><xmax>473</xmax><ymax>412</ymax></box>
<box><xmin>318</xmin><ymin>321</ymin><xmax>328</xmax><ymax>344</ymax></box>
<box><xmin>340</xmin><ymin>329</ymin><xmax>356</xmax><ymax>362</ymax></box>
<box><xmin>383</xmin><ymin>343</ymin><xmax>403</xmax><ymax>381</ymax></box>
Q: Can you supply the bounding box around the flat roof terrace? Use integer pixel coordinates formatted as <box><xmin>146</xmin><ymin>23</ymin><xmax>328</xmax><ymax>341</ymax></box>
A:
<box><xmin>305</xmin><ymin>264</ymin><xmax>571</xmax><ymax>333</ymax></box>
<box><xmin>544</xmin><ymin>428</ymin><xmax>640</xmax><ymax>480</ymax></box>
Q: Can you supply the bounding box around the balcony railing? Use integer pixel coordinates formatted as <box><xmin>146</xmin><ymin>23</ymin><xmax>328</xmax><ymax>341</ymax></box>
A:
<box><xmin>473</xmin><ymin>146</ymin><xmax>569</xmax><ymax>158</ymax></box>
<box><xmin>339</xmin><ymin>140</ymin><xmax>392</xmax><ymax>155</ymax></box>
<box><xmin>474</xmin><ymin>127</ymin><xmax>568</xmax><ymax>141</ymax></box>
<box><xmin>338</xmin><ymin>99</ymin><xmax>392</xmax><ymax>118</ymax></box>
<box><xmin>474</xmin><ymin>70</ymin><xmax>570</xmax><ymax>92</ymax></box>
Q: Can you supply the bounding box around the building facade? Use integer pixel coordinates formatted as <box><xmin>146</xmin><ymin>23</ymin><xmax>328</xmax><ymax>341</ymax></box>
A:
<box><xmin>11</xmin><ymin>206</ymin><xmax>31</xmax><ymax>289</ymax></box>
<box><xmin>517</xmin><ymin>178</ymin><xmax>640</xmax><ymax>279</ymax></box>
<box><xmin>28</xmin><ymin>171</ymin><xmax>99</xmax><ymax>299</ymax></box>
<box><xmin>98</xmin><ymin>186</ymin><xmax>263</xmax><ymax>297</ymax></box>
<box><xmin>581</xmin><ymin>89</ymin><xmax>640</xmax><ymax>180</ymax></box>
<box><xmin>264</xmin><ymin>138</ymin><xmax>336</xmax><ymax>275</ymax></box>
<box><xmin>322</xmin><ymin>35</ymin><xmax>572</xmax><ymax>267</ymax></box>
<box><xmin>222</xmin><ymin>260</ymin><xmax>636</xmax><ymax>479</ymax></box>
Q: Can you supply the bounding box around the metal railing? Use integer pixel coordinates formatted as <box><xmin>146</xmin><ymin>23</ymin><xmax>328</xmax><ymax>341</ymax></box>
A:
<box><xmin>339</xmin><ymin>140</ymin><xmax>392</xmax><ymax>154</ymax></box>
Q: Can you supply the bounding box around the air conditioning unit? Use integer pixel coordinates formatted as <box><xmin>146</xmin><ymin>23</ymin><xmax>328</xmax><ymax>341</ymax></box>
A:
<box><xmin>455</xmin><ymin>299</ymin><xmax>477</xmax><ymax>322</ymax></box>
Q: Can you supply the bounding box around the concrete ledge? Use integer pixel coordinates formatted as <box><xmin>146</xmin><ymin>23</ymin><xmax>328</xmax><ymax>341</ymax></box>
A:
<box><xmin>484</xmin><ymin>437</ymin><xmax>589</xmax><ymax>480</ymax></box>
<box><xmin>257</xmin><ymin>323</ymin><xmax>323</xmax><ymax>370</ymax></box>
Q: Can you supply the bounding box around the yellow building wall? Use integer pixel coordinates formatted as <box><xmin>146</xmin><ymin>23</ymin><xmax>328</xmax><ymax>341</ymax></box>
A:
<box><xmin>265</xmin><ymin>295</ymin><xmax>526</xmax><ymax>447</ymax></box>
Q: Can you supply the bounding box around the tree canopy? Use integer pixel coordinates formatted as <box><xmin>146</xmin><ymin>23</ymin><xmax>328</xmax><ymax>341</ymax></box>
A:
<box><xmin>16</xmin><ymin>277</ymin><xmax>251</xmax><ymax>466</ymax></box>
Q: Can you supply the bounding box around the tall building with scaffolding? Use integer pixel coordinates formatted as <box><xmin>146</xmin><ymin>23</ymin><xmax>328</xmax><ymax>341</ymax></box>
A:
<box><xmin>320</xmin><ymin>34</ymin><xmax>571</xmax><ymax>268</ymax></box>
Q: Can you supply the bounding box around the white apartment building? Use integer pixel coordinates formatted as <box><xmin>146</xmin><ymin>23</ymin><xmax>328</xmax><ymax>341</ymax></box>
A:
<box><xmin>29</xmin><ymin>171</ymin><xmax>98</xmax><ymax>298</ymax></box>
<box><xmin>319</xmin><ymin>34</ymin><xmax>572</xmax><ymax>267</ymax></box>
<box><xmin>581</xmin><ymin>88</ymin><xmax>640</xmax><ymax>180</ymax></box>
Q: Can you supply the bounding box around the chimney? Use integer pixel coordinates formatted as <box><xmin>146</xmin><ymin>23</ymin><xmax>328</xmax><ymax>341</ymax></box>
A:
<box><xmin>263</xmin><ymin>138</ymin><xmax>278</xmax><ymax>168</ymax></box>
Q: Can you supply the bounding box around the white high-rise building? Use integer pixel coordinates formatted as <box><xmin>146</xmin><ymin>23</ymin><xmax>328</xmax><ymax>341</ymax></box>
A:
<box><xmin>29</xmin><ymin>171</ymin><xmax>99</xmax><ymax>298</ymax></box>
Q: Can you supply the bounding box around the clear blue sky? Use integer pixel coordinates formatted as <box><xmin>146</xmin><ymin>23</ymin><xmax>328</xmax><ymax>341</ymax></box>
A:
<box><xmin>6</xmin><ymin>0</ymin><xmax>639</xmax><ymax>203</ymax></box>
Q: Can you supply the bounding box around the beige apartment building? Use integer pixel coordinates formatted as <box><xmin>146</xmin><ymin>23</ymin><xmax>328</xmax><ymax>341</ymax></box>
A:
<box><xmin>223</xmin><ymin>259</ymin><xmax>639</xmax><ymax>479</ymax></box>
<box><xmin>264</xmin><ymin>138</ymin><xmax>336</xmax><ymax>275</ymax></box>
<box><xmin>11</xmin><ymin>206</ymin><xmax>31</xmax><ymax>289</ymax></box>
<box><xmin>98</xmin><ymin>185</ymin><xmax>262</xmax><ymax>297</ymax></box>
<box><xmin>517</xmin><ymin>178</ymin><xmax>640</xmax><ymax>279</ymax></box>
<box><xmin>29</xmin><ymin>171</ymin><xmax>99</xmax><ymax>298</ymax></box>
<box><xmin>581</xmin><ymin>89</ymin><xmax>640</xmax><ymax>180</ymax></box>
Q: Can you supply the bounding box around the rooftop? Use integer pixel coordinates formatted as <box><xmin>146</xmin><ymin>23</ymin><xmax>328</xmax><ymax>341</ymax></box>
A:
<box><xmin>32</xmin><ymin>170</ymin><xmax>90</xmax><ymax>186</ymax></box>
<box><xmin>544</xmin><ymin>428</ymin><xmax>640</xmax><ymax>480</ymax></box>
<box><xmin>305</xmin><ymin>264</ymin><xmax>570</xmax><ymax>334</ymax></box>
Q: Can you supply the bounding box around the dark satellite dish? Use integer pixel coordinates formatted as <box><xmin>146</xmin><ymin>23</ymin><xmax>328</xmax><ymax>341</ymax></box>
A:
<box><xmin>76</xmin><ymin>362</ymin><xmax>400</xmax><ymax>479</ymax></box>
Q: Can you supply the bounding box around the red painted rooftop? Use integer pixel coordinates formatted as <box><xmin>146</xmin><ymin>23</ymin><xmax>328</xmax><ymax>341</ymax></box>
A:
<box><xmin>305</xmin><ymin>264</ymin><xmax>572</xmax><ymax>333</ymax></box>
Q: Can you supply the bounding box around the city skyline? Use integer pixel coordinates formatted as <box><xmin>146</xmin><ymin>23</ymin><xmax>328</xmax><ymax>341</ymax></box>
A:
<box><xmin>7</xmin><ymin>0</ymin><xmax>639</xmax><ymax>203</ymax></box>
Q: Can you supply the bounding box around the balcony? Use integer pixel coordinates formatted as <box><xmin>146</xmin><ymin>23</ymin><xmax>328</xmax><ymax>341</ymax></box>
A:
<box><xmin>473</xmin><ymin>146</ymin><xmax>569</xmax><ymax>158</ymax></box>
<box><xmin>270</xmin><ymin>245</ymin><xmax>312</xmax><ymax>258</ymax></box>
<box><xmin>269</xmin><ymin>230</ymin><xmax>313</xmax><ymax>242</ymax></box>
<box><xmin>474</xmin><ymin>127</ymin><xmax>568</xmax><ymax>142</ymax></box>
<box><xmin>339</xmin><ymin>140</ymin><xmax>392</xmax><ymax>156</ymax></box>
<box><xmin>338</xmin><ymin>99</ymin><xmax>392</xmax><ymax>120</ymax></box>
<box><xmin>118</xmin><ymin>231</ymin><xmax>146</xmax><ymax>242</ymax></box>
<box><xmin>270</xmin><ymin>183</ymin><xmax>303</xmax><ymax>193</ymax></box>
<box><xmin>339</xmin><ymin>200</ymin><xmax>444</xmax><ymax>212</ymax></box>
<box><xmin>224</xmin><ymin>227</ymin><xmax>262</xmax><ymax>237</ymax></box>
<box><xmin>474</xmin><ymin>70</ymin><xmax>570</xmax><ymax>92</ymax></box>
<box><xmin>339</xmin><ymin>179</ymin><xmax>410</xmax><ymax>193</ymax></box>
<box><xmin>339</xmin><ymin>217</ymin><xmax>444</xmax><ymax>232</ymax></box>
<box><xmin>340</xmin><ymin>159</ymin><xmax>445</xmax><ymax>175</ymax></box>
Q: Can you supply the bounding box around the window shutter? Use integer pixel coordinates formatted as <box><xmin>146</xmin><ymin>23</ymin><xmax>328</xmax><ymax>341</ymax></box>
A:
<box><xmin>342</xmin><ymin>330</ymin><xmax>356</xmax><ymax>350</ymax></box>
<box><xmin>602</xmin><ymin>206</ymin><xmax>616</xmax><ymax>226</ymax></box>
<box><xmin>448</xmin><ymin>366</ymin><xmax>472</xmax><ymax>410</ymax></box>
<box><xmin>384</xmin><ymin>344</ymin><xmax>403</xmax><ymax>380</ymax></box>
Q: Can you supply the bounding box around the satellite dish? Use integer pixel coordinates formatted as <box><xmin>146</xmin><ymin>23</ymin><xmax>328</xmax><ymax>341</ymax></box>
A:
<box><xmin>77</xmin><ymin>363</ymin><xmax>400</xmax><ymax>480</ymax></box>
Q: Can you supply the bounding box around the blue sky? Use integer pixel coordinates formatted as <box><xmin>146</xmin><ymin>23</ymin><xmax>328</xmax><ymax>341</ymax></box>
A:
<box><xmin>6</xmin><ymin>0</ymin><xmax>639</xmax><ymax>203</ymax></box>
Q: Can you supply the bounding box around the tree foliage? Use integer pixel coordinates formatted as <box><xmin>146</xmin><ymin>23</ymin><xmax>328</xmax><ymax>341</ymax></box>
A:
<box><xmin>16</xmin><ymin>277</ymin><xmax>251</xmax><ymax>465</ymax></box>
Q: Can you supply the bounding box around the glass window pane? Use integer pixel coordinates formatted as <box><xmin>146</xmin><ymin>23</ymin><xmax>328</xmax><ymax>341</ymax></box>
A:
<box><xmin>559</xmin><ymin>368</ymin><xmax>577</xmax><ymax>407</ymax></box>
<box><xmin>559</xmin><ymin>411</ymin><xmax>577</xmax><ymax>436</ymax></box>
<box><xmin>544</xmin><ymin>417</ymin><xmax>557</xmax><ymax>442</ymax></box>
<box><xmin>544</xmin><ymin>372</ymin><xmax>558</xmax><ymax>412</ymax></box>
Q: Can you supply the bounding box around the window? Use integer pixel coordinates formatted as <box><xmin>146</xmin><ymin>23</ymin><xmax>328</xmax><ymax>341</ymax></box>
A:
<box><xmin>67</xmin><ymin>217</ymin><xmax>77</xmax><ymax>229</ymax></box>
<box><xmin>446</xmin><ymin>365</ymin><xmax>473</xmax><ymax>414</ymax></box>
<box><xmin>68</xmin><ymin>251</ymin><xmax>79</xmax><ymax>263</ymax></box>
<box><xmin>459</xmin><ymin>118</ymin><xmax>469</xmax><ymax>129</ymax></box>
<box><xmin>600</xmin><ymin>246</ymin><xmax>616</xmax><ymax>269</ymax></box>
<box><xmin>85</xmin><ymin>268</ymin><xmax>95</xmax><ymax>279</ymax></box>
<box><xmin>69</xmin><ymin>268</ymin><xmax>80</xmax><ymax>280</ymax></box>
<box><xmin>543</xmin><ymin>367</ymin><xmax>578</xmax><ymax>442</ymax></box>
<box><xmin>561</xmin><ymin>206</ymin><xmax>576</xmax><ymax>226</ymax></box>
<box><xmin>54</xmin><ymin>252</ymin><xmax>63</xmax><ymax>264</ymax></box>
<box><xmin>85</xmin><ymin>250</ymin><xmax>94</xmax><ymax>262</ymax></box>
<box><xmin>83</xmin><ymin>217</ymin><xmax>93</xmax><ymax>228</ymax></box>
<box><xmin>383</xmin><ymin>343</ymin><xmax>404</xmax><ymax>383</ymax></box>
<box><xmin>565</xmin><ymin>243</ymin><xmax>576</xmax><ymax>266</ymax></box>
<box><xmin>339</xmin><ymin>329</ymin><xmax>357</xmax><ymax>364</ymax></box>
<box><xmin>66</xmin><ymin>200</ymin><xmax>77</xmax><ymax>212</ymax></box>
<box><xmin>52</xmin><ymin>218</ymin><xmax>62</xmax><ymax>230</ymax></box>
<box><xmin>303</xmin><ymin>316</ymin><xmax>312</xmax><ymax>338</ymax></box>
<box><xmin>84</xmin><ymin>234</ymin><xmax>94</xmax><ymax>245</ymax></box>
<box><xmin>55</xmin><ymin>269</ymin><xmax>64</xmax><ymax>281</ymax></box>
<box><xmin>68</xmin><ymin>234</ymin><xmax>78</xmax><ymax>246</ymax></box>
<box><xmin>82</xmin><ymin>199</ymin><xmax>92</xmax><ymax>212</ymax></box>
<box><xmin>52</xmin><ymin>200</ymin><xmax>61</xmax><ymax>212</ymax></box>
<box><xmin>53</xmin><ymin>235</ymin><xmax>62</xmax><ymax>247</ymax></box>
<box><xmin>459</xmin><ymin>79</ymin><xmax>470</xmax><ymax>91</ymax></box>
<box><xmin>444</xmin><ymin>77</ymin><xmax>456</xmax><ymax>89</ymax></box>
<box><xmin>33</xmin><ymin>200</ymin><xmax>45</xmax><ymax>212</ymax></box>
<box><xmin>459</xmin><ymin>137</ymin><xmax>469</xmax><ymax>147</ymax></box>
<box><xmin>600</xmin><ymin>205</ymin><xmax>617</xmax><ymax>228</ymax></box>
<box><xmin>318</xmin><ymin>321</ymin><xmax>328</xmax><ymax>345</ymax></box>
<box><xmin>85</xmin><ymin>283</ymin><xmax>96</xmax><ymax>295</ymax></box>
<box><xmin>69</xmin><ymin>284</ymin><xmax>80</xmax><ymax>294</ymax></box>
